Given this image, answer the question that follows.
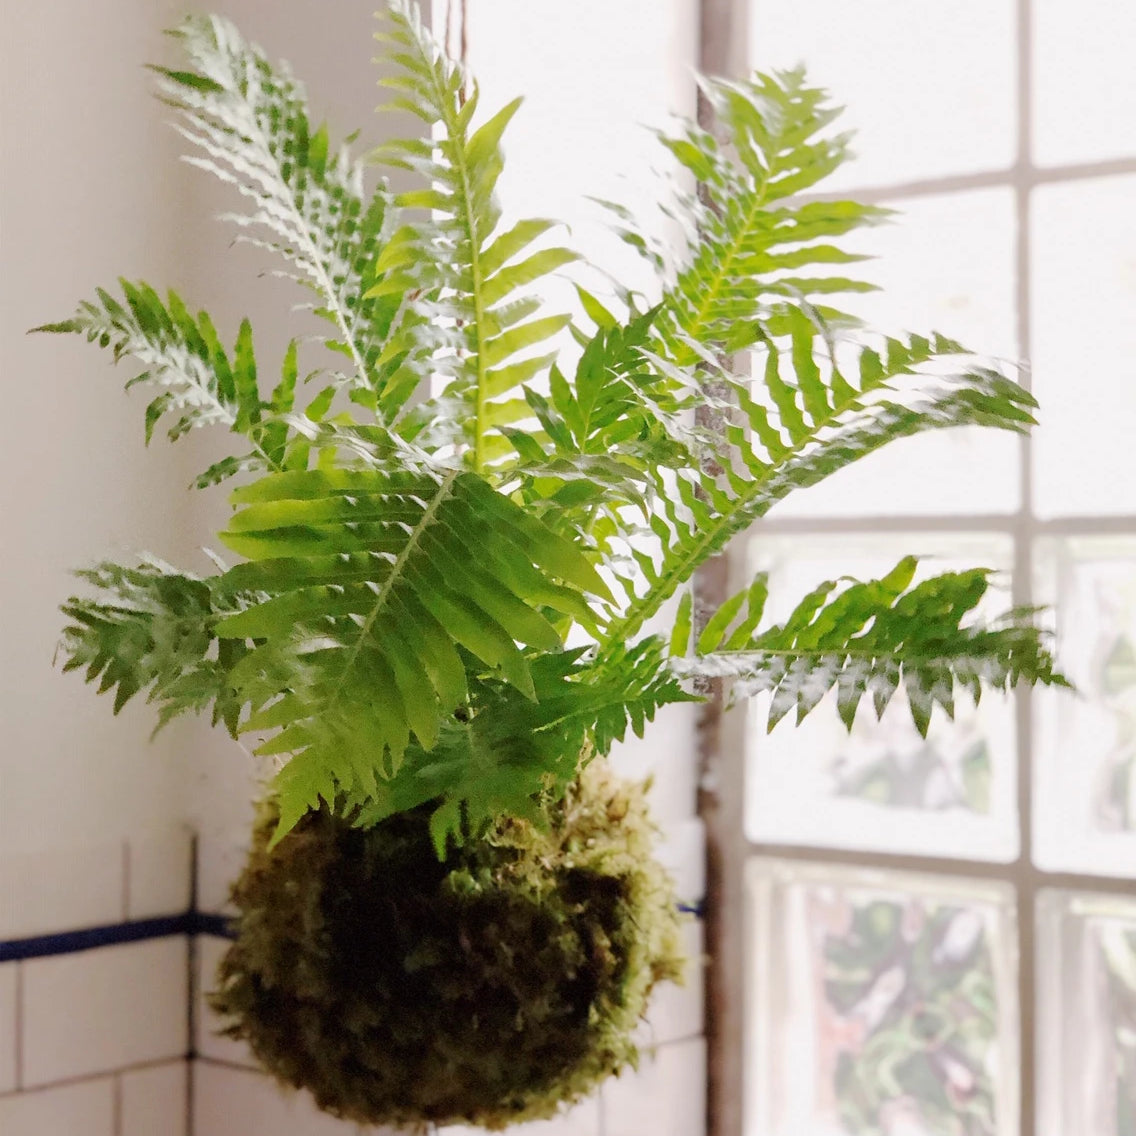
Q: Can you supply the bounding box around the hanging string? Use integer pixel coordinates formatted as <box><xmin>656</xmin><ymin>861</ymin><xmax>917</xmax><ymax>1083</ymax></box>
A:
<box><xmin>444</xmin><ymin>0</ymin><xmax>468</xmax><ymax>69</ymax></box>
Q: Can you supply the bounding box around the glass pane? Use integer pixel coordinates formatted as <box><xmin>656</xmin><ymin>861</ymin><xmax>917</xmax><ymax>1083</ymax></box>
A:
<box><xmin>1033</xmin><ymin>1</ymin><xmax>1136</xmax><ymax>167</ymax></box>
<box><xmin>1034</xmin><ymin>537</ymin><xmax>1136</xmax><ymax>876</ymax></box>
<box><xmin>1036</xmin><ymin>890</ymin><xmax>1136</xmax><ymax>1136</ymax></box>
<box><xmin>770</xmin><ymin>189</ymin><xmax>1020</xmax><ymax>519</ymax></box>
<box><xmin>745</xmin><ymin>535</ymin><xmax>1018</xmax><ymax>861</ymax></box>
<box><xmin>748</xmin><ymin>0</ymin><xmax>1016</xmax><ymax>190</ymax></box>
<box><xmin>747</xmin><ymin>861</ymin><xmax>1019</xmax><ymax>1136</ymax></box>
<box><xmin>1032</xmin><ymin>176</ymin><xmax>1136</xmax><ymax>517</ymax></box>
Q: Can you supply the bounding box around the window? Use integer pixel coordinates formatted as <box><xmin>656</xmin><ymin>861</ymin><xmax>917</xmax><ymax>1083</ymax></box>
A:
<box><xmin>739</xmin><ymin>3</ymin><xmax>1136</xmax><ymax>1134</ymax></box>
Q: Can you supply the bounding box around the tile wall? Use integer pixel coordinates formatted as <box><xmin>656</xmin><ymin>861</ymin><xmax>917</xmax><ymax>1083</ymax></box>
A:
<box><xmin>0</xmin><ymin>725</ymin><xmax>707</xmax><ymax>1136</ymax></box>
<box><xmin>0</xmin><ymin>827</ymin><xmax>193</xmax><ymax>1136</ymax></box>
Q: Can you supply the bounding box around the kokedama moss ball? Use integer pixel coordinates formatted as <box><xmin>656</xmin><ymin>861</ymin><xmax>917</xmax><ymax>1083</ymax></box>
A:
<box><xmin>209</xmin><ymin>762</ymin><xmax>687</xmax><ymax>1131</ymax></box>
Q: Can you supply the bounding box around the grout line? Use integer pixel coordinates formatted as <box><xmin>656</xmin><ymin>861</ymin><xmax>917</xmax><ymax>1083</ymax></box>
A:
<box><xmin>189</xmin><ymin>833</ymin><xmax>200</xmax><ymax>936</ymax></box>
<box><xmin>187</xmin><ymin>832</ymin><xmax>200</xmax><ymax>1136</ymax></box>
<box><xmin>185</xmin><ymin>1052</ymin><xmax>195</xmax><ymax>1136</ymax></box>
<box><xmin>13</xmin><ymin>963</ymin><xmax>22</xmax><ymax>1091</ymax></box>
<box><xmin>121</xmin><ymin>840</ymin><xmax>131</xmax><ymax>924</ymax></box>
<box><xmin>112</xmin><ymin>1072</ymin><xmax>122</xmax><ymax>1136</ymax></box>
<box><xmin>1015</xmin><ymin>2</ymin><xmax>1038</xmax><ymax>1132</ymax></box>
<box><xmin>0</xmin><ymin>1057</ymin><xmax>187</xmax><ymax>1101</ymax></box>
<box><xmin>187</xmin><ymin>932</ymin><xmax>199</xmax><ymax>1062</ymax></box>
<box><xmin>798</xmin><ymin>153</ymin><xmax>1136</xmax><ymax>206</ymax></box>
<box><xmin>752</xmin><ymin>513</ymin><xmax>1136</xmax><ymax>535</ymax></box>
<box><xmin>187</xmin><ymin>833</ymin><xmax>200</xmax><ymax>1062</ymax></box>
<box><xmin>191</xmin><ymin>1055</ymin><xmax>266</xmax><ymax>1074</ymax></box>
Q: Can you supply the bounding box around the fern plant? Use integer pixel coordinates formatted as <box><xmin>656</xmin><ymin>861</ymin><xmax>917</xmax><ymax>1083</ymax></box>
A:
<box><xmin>43</xmin><ymin>3</ymin><xmax>1065</xmax><ymax>1125</ymax></box>
<box><xmin>48</xmin><ymin>4</ymin><xmax>1062</xmax><ymax>852</ymax></box>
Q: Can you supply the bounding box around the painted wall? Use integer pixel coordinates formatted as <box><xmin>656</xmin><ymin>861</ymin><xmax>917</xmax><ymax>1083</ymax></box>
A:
<box><xmin>0</xmin><ymin>0</ymin><xmax>408</xmax><ymax>849</ymax></box>
<box><xmin>1</xmin><ymin>0</ymin><xmax>192</xmax><ymax>858</ymax></box>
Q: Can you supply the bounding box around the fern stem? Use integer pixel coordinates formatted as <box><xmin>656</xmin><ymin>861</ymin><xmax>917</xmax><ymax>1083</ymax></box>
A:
<box><xmin>401</xmin><ymin>15</ymin><xmax>491</xmax><ymax>472</ymax></box>
<box><xmin>669</xmin><ymin>176</ymin><xmax>771</xmax><ymax>369</ymax></box>
<box><xmin>596</xmin><ymin>371</ymin><xmax>890</xmax><ymax>654</ymax></box>
<box><xmin>234</xmin><ymin>111</ymin><xmax>371</xmax><ymax>390</ymax></box>
<box><xmin>326</xmin><ymin>470</ymin><xmax>459</xmax><ymax>707</ymax></box>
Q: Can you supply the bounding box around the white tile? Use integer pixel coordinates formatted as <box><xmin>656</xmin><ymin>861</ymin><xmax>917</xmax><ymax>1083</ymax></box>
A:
<box><xmin>0</xmin><ymin>841</ymin><xmax>123</xmax><ymax>939</ymax></box>
<box><xmin>121</xmin><ymin>1061</ymin><xmax>188</xmax><ymax>1136</ymax></box>
<box><xmin>196</xmin><ymin>834</ymin><xmax>250</xmax><ymax>916</ymax></box>
<box><xmin>22</xmin><ymin>938</ymin><xmax>188</xmax><ymax>1086</ymax></box>
<box><xmin>127</xmin><ymin>827</ymin><xmax>193</xmax><ymax>920</ymax></box>
<box><xmin>439</xmin><ymin>1095</ymin><xmax>601</xmax><ymax>1136</ymax></box>
<box><xmin>192</xmin><ymin>1061</ymin><xmax>362</xmax><ymax>1135</ymax></box>
<box><xmin>635</xmin><ymin>918</ymin><xmax>704</xmax><ymax>1048</ymax></box>
<box><xmin>655</xmin><ymin>817</ymin><xmax>706</xmax><ymax>907</ymax></box>
<box><xmin>602</xmin><ymin>1037</ymin><xmax>706</xmax><ymax>1136</ymax></box>
<box><xmin>195</xmin><ymin>936</ymin><xmax>258</xmax><ymax>1070</ymax></box>
<box><xmin>0</xmin><ymin>964</ymin><xmax>17</xmax><ymax>1093</ymax></box>
<box><xmin>0</xmin><ymin>1076</ymin><xmax>115</xmax><ymax>1136</ymax></box>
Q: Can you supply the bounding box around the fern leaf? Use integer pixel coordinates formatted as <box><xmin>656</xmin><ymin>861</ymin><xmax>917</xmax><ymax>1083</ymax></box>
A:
<box><xmin>58</xmin><ymin>558</ymin><xmax>247</xmax><ymax>733</ymax></box>
<box><xmin>503</xmin><ymin>310</ymin><xmax>696</xmax><ymax>540</ymax></box>
<box><xmin>342</xmin><ymin>640</ymin><xmax>694</xmax><ymax>850</ymax></box>
<box><xmin>675</xmin><ymin>563</ymin><xmax>1069</xmax><ymax>736</ymax></box>
<box><xmin>648</xmin><ymin>70</ymin><xmax>889</xmax><ymax>366</ymax></box>
<box><xmin>155</xmin><ymin>15</ymin><xmax>408</xmax><ymax>403</ymax></box>
<box><xmin>209</xmin><ymin>466</ymin><xmax>611</xmax><ymax>838</ymax></box>
<box><xmin>33</xmin><ymin>284</ymin><xmax>313</xmax><ymax>486</ymax></box>
<box><xmin>369</xmin><ymin>0</ymin><xmax>579</xmax><ymax>471</ymax></box>
<box><xmin>600</xmin><ymin>329</ymin><xmax>1038</xmax><ymax>650</ymax></box>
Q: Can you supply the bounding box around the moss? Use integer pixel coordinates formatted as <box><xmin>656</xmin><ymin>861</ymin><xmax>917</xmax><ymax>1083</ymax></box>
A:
<box><xmin>209</xmin><ymin>761</ymin><xmax>687</xmax><ymax>1131</ymax></box>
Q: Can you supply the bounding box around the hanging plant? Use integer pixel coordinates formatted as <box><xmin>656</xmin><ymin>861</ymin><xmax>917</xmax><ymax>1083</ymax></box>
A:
<box><xmin>43</xmin><ymin>0</ymin><xmax>1066</xmax><ymax>1129</ymax></box>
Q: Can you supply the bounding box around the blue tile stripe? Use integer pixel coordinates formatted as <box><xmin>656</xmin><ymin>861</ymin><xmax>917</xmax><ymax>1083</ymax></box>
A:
<box><xmin>0</xmin><ymin>912</ymin><xmax>234</xmax><ymax>962</ymax></box>
<box><xmin>0</xmin><ymin>901</ymin><xmax>700</xmax><ymax>963</ymax></box>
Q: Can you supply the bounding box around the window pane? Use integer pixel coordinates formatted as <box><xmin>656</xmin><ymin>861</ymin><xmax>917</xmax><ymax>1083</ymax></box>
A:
<box><xmin>748</xmin><ymin>861</ymin><xmax>1019</xmax><ymax>1136</ymax></box>
<box><xmin>1036</xmin><ymin>890</ymin><xmax>1136</xmax><ymax>1136</ymax></box>
<box><xmin>748</xmin><ymin>0</ymin><xmax>1016</xmax><ymax>190</ymax></box>
<box><xmin>1033</xmin><ymin>0</ymin><xmax>1136</xmax><ymax>167</ymax></box>
<box><xmin>1031</xmin><ymin>176</ymin><xmax>1136</xmax><ymax>517</ymax></box>
<box><xmin>745</xmin><ymin>535</ymin><xmax>1018</xmax><ymax>861</ymax></box>
<box><xmin>1034</xmin><ymin>537</ymin><xmax>1136</xmax><ymax>876</ymax></box>
<box><xmin>770</xmin><ymin>189</ymin><xmax>1020</xmax><ymax>520</ymax></box>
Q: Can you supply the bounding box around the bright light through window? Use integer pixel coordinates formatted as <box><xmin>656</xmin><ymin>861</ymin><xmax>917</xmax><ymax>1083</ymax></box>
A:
<box><xmin>745</xmin><ymin>3</ymin><xmax>1136</xmax><ymax>1134</ymax></box>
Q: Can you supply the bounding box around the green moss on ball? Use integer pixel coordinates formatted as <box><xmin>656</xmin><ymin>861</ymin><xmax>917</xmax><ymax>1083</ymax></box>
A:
<box><xmin>209</xmin><ymin>762</ymin><xmax>687</xmax><ymax>1131</ymax></box>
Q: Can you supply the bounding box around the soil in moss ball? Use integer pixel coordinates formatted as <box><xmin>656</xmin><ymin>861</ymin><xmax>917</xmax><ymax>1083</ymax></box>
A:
<box><xmin>209</xmin><ymin>762</ymin><xmax>687</xmax><ymax>1131</ymax></box>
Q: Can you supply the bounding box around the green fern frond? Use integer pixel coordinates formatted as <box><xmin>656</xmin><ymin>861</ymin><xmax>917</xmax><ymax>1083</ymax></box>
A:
<box><xmin>345</xmin><ymin>640</ymin><xmax>694</xmax><ymax>852</ymax></box>
<box><xmin>674</xmin><ymin>560</ymin><xmax>1068</xmax><ymax>736</ymax></box>
<box><xmin>206</xmin><ymin>466</ymin><xmax>611</xmax><ymax>839</ymax></box>
<box><xmin>347</xmin><ymin>649</ymin><xmax>600</xmax><ymax>848</ymax></box>
<box><xmin>654</xmin><ymin>69</ymin><xmax>889</xmax><ymax>364</ymax></box>
<box><xmin>59</xmin><ymin>557</ymin><xmax>248</xmax><ymax>733</ymax></box>
<box><xmin>155</xmin><ymin>15</ymin><xmax>408</xmax><ymax>403</ymax></box>
<box><xmin>573</xmin><ymin>638</ymin><xmax>699</xmax><ymax>754</ymax></box>
<box><xmin>504</xmin><ymin>307</ymin><xmax>695</xmax><ymax>537</ymax></box>
<box><xmin>36</xmin><ymin>282</ymin><xmax>297</xmax><ymax>483</ymax></box>
<box><xmin>368</xmin><ymin>0</ymin><xmax>579</xmax><ymax>471</ymax></box>
<box><xmin>600</xmin><ymin>325</ymin><xmax>1037</xmax><ymax>649</ymax></box>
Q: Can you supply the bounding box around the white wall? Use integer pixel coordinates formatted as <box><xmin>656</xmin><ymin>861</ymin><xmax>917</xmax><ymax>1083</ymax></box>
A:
<box><xmin>0</xmin><ymin>0</ymin><xmax>405</xmax><ymax>854</ymax></box>
<box><xmin>1</xmin><ymin>0</ymin><xmax>192</xmax><ymax>856</ymax></box>
<box><xmin>0</xmin><ymin>1</ymin><xmax>709</xmax><ymax>1132</ymax></box>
